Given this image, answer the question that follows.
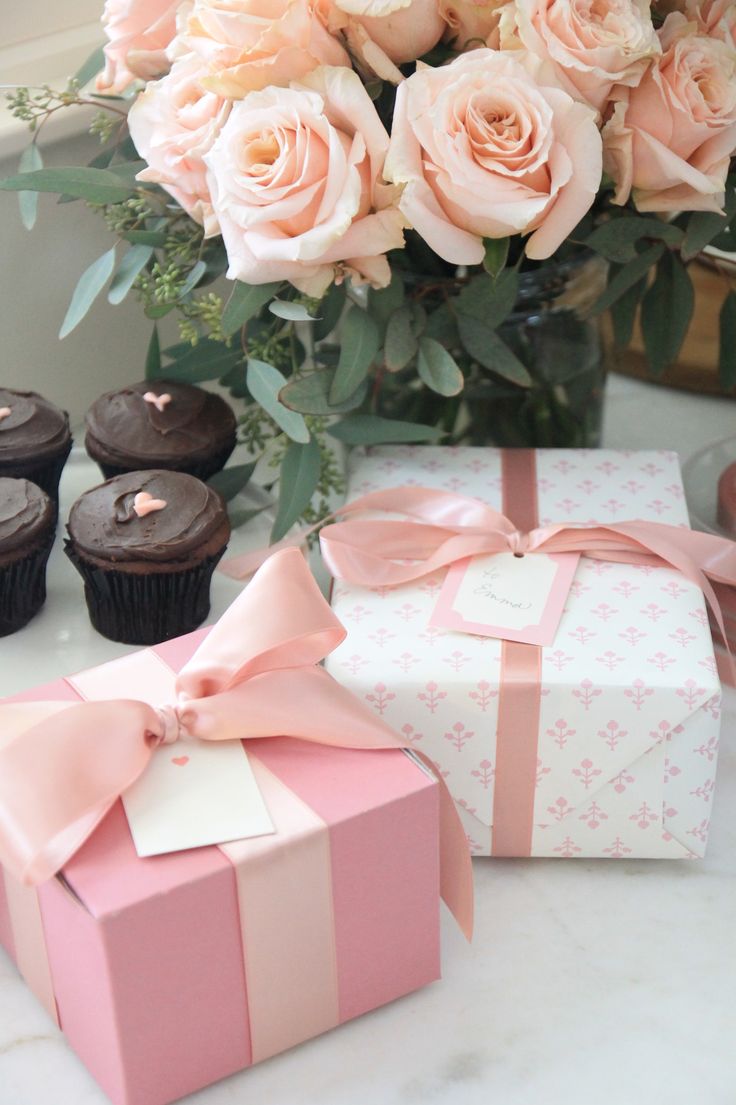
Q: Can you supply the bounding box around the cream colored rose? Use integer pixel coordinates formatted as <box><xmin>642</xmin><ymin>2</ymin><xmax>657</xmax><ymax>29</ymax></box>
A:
<box><xmin>438</xmin><ymin>0</ymin><xmax>506</xmax><ymax>50</ymax></box>
<box><xmin>686</xmin><ymin>0</ymin><xmax>736</xmax><ymax>46</ymax></box>
<box><xmin>603</xmin><ymin>14</ymin><xmax>736</xmax><ymax>213</ymax></box>
<box><xmin>204</xmin><ymin>66</ymin><xmax>406</xmax><ymax>295</ymax></box>
<box><xmin>97</xmin><ymin>0</ymin><xmax>179</xmax><ymax>92</ymax></box>
<box><xmin>316</xmin><ymin>0</ymin><xmax>445</xmax><ymax>84</ymax></box>
<box><xmin>384</xmin><ymin>49</ymin><xmax>602</xmax><ymax>263</ymax></box>
<box><xmin>178</xmin><ymin>0</ymin><xmax>350</xmax><ymax>98</ymax></box>
<box><xmin>499</xmin><ymin>0</ymin><xmax>661</xmax><ymax>113</ymax></box>
<box><xmin>128</xmin><ymin>56</ymin><xmax>230</xmax><ymax>237</ymax></box>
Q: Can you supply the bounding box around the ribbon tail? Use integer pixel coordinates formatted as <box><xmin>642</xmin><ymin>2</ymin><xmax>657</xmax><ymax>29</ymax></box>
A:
<box><xmin>412</xmin><ymin>750</ymin><xmax>474</xmax><ymax>941</ymax></box>
<box><xmin>189</xmin><ymin>668</ymin><xmax>474</xmax><ymax>939</ymax></box>
<box><xmin>218</xmin><ymin>528</ymin><xmax>316</xmax><ymax>581</ymax></box>
<box><xmin>0</xmin><ymin>700</ymin><xmax>158</xmax><ymax>885</ymax></box>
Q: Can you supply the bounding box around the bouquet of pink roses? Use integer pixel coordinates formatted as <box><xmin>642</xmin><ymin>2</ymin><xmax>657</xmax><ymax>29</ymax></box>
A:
<box><xmin>3</xmin><ymin>0</ymin><xmax>735</xmax><ymax>532</ymax></box>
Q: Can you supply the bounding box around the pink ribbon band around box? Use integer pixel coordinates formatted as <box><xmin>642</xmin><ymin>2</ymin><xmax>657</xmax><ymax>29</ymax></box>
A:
<box><xmin>0</xmin><ymin>548</ymin><xmax>474</xmax><ymax>1054</ymax></box>
<box><xmin>295</xmin><ymin>449</ymin><xmax>736</xmax><ymax>858</ymax></box>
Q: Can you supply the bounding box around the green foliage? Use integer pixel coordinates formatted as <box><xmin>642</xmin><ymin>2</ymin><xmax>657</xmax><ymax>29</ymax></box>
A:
<box><xmin>271</xmin><ymin>439</ymin><xmax>321</xmax><ymax>542</ymax></box>
<box><xmin>246</xmin><ymin>359</ymin><xmax>310</xmax><ymax>443</ymax></box>
<box><xmin>59</xmin><ymin>247</ymin><xmax>116</xmax><ymax>338</ymax></box>
<box><xmin>330</xmin><ymin>306</ymin><xmax>380</xmax><ymax>404</ymax></box>
<box><xmin>640</xmin><ymin>252</ymin><xmax>694</xmax><ymax>376</ymax></box>
<box><xmin>207</xmin><ymin>462</ymin><xmax>257</xmax><ymax>502</ymax></box>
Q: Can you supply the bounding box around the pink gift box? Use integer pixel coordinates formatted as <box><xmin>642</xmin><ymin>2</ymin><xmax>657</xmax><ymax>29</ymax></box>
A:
<box><xmin>0</xmin><ymin>626</ymin><xmax>442</xmax><ymax>1105</ymax></box>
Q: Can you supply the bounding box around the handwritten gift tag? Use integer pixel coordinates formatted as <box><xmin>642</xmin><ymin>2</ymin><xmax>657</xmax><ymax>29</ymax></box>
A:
<box><xmin>431</xmin><ymin>551</ymin><xmax>580</xmax><ymax>646</ymax></box>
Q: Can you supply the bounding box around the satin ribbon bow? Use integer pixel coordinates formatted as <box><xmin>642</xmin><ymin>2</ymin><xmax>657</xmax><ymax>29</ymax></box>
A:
<box><xmin>0</xmin><ymin>548</ymin><xmax>472</xmax><ymax>937</ymax></box>
<box><xmin>317</xmin><ymin>486</ymin><xmax>736</xmax><ymax>653</ymax></box>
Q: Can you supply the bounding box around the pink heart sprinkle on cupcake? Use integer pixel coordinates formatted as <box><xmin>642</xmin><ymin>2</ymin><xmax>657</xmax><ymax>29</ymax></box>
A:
<box><xmin>133</xmin><ymin>491</ymin><xmax>167</xmax><ymax>517</ymax></box>
<box><xmin>143</xmin><ymin>391</ymin><xmax>172</xmax><ymax>412</ymax></box>
<box><xmin>0</xmin><ymin>407</ymin><xmax>11</xmax><ymax>421</ymax></box>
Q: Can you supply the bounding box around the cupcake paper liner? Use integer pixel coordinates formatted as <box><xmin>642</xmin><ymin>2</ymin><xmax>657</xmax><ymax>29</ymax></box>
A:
<box><xmin>0</xmin><ymin>534</ymin><xmax>54</xmax><ymax>637</ymax></box>
<box><xmin>0</xmin><ymin>440</ymin><xmax>73</xmax><ymax>516</ymax></box>
<box><xmin>65</xmin><ymin>542</ymin><xmax>226</xmax><ymax>646</ymax></box>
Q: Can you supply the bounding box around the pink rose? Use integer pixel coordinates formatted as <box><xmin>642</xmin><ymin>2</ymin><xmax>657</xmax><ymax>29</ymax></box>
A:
<box><xmin>178</xmin><ymin>0</ymin><xmax>350</xmax><ymax>98</ymax></box>
<box><xmin>317</xmin><ymin>0</ymin><xmax>445</xmax><ymax>83</ymax></box>
<box><xmin>499</xmin><ymin>0</ymin><xmax>661</xmax><ymax>113</ymax></box>
<box><xmin>438</xmin><ymin>0</ymin><xmax>505</xmax><ymax>50</ymax></box>
<box><xmin>97</xmin><ymin>0</ymin><xmax>179</xmax><ymax>92</ymax></box>
<box><xmin>204</xmin><ymin>66</ymin><xmax>406</xmax><ymax>295</ymax></box>
<box><xmin>128</xmin><ymin>56</ymin><xmax>230</xmax><ymax>237</ymax></box>
<box><xmin>686</xmin><ymin>0</ymin><xmax>736</xmax><ymax>46</ymax></box>
<box><xmin>384</xmin><ymin>49</ymin><xmax>602</xmax><ymax>263</ymax></box>
<box><xmin>603</xmin><ymin>15</ymin><xmax>736</xmax><ymax>213</ymax></box>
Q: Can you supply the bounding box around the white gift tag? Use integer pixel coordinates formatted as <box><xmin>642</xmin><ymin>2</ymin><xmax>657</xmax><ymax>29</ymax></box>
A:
<box><xmin>70</xmin><ymin>650</ymin><xmax>276</xmax><ymax>858</ymax></box>
<box><xmin>122</xmin><ymin>739</ymin><xmax>275</xmax><ymax>858</ymax></box>
<box><xmin>431</xmin><ymin>551</ymin><xmax>580</xmax><ymax>646</ymax></box>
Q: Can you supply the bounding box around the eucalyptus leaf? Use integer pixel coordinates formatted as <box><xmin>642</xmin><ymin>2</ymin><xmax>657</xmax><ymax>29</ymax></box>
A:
<box><xmin>417</xmin><ymin>337</ymin><xmax>464</xmax><ymax>396</ymax></box>
<box><xmin>164</xmin><ymin>339</ymin><xmax>240</xmax><ymax>382</ymax></box>
<box><xmin>221</xmin><ymin>281</ymin><xmax>281</xmax><ymax>336</ymax></box>
<box><xmin>269</xmin><ymin>300</ymin><xmax>318</xmax><ymax>322</ymax></box>
<box><xmin>279</xmin><ymin>369</ymin><xmax>368</xmax><ymax>414</ymax></box>
<box><xmin>74</xmin><ymin>45</ymin><xmax>105</xmax><ymax>86</ymax></box>
<box><xmin>59</xmin><ymin>246</ymin><xmax>116</xmax><ymax>339</ymax></box>
<box><xmin>590</xmin><ymin>243</ymin><xmax>665</xmax><ymax>315</ymax></box>
<box><xmin>719</xmin><ymin>291</ymin><xmax>736</xmax><ymax>392</ymax></box>
<box><xmin>482</xmin><ymin>236</ymin><xmax>510</xmax><ymax>278</ymax></box>
<box><xmin>368</xmin><ymin>272</ymin><xmax>404</xmax><ymax>333</ymax></box>
<box><xmin>122</xmin><ymin>229</ymin><xmax>167</xmax><ymax>246</ymax></box>
<box><xmin>177</xmin><ymin>259</ymin><xmax>207</xmax><ymax>300</ymax></box>
<box><xmin>384</xmin><ymin>306</ymin><xmax>418</xmax><ymax>371</ymax></box>
<box><xmin>585</xmin><ymin>217</ymin><xmax>683</xmax><ymax>263</ymax></box>
<box><xmin>682</xmin><ymin>184</ymin><xmax>736</xmax><ymax>260</ymax></box>
<box><xmin>330</xmin><ymin>306</ymin><xmax>380</xmax><ymax>404</ymax></box>
<box><xmin>313</xmin><ymin>282</ymin><xmax>346</xmax><ymax>341</ymax></box>
<box><xmin>328</xmin><ymin>415</ymin><xmax>443</xmax><ymax>445</ymax></box>
<box><xmin>609</xmin><ymin>275</ymin><xmax>646</xmax><ymax>349</ymax></box>
<box><xmin>0</xmin><ymin>167</ymin><xmax>135</xmax><ymax>204</ymax></box>
<box><xmin>17</xmin><ymin>144</ymin><xmax>42</xmax><ymax>230</ymax></box>
<box><xmin>456</xmin><ymin>270</ymin><xmax>519</xmax><ymax>329</ymax></box>
<box><xmin>145</xmin><ymin>325</ymin><xmax>161</xmax><ymax>379</ymax></box>
<box><xmin>247</xmin><ymin>359</ymin><xmax>310</xmax><ymax>443</ymax></box>
<box><xmin>640</xmin><ymin>253</ymin><xmax>694</xmax><ymax>376</ymax></box>
<box><xmin>207</xmin><ymin>461</ymin><xmax>257</xmax><ymax>502</ymax></box>
<box><xmin>457</xmin><ymin>315</ymin><xmax>532</xmax><ymax>386</ymax></box>
<box><xmin>107</xmin><ymin>244</ymin><xmax>153</xmax><ymax>305</ymax></box>
<box><xmin>271</xmin><ymin>438</ymin><xmax>321</xmax><ymax>542</ymax></box>
<box><xmin>145</xmin><ymin>302</ymin><xmax>175</xmax><ymax>319</ymax></box>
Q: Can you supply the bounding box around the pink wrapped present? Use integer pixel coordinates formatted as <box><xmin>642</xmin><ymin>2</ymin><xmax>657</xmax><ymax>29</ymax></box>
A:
<box><xmin>321</xmin><ymin>447</ymin><xmax>736</xmax><ymax>859</ymax></box>
<box><xmin>0</xmin><ymin>550</ymin><xmax>472</xmax><ymax>1105</ymax></box>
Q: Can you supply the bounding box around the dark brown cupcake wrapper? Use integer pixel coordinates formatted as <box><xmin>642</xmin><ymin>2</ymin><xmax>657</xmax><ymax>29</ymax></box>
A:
<box><xmin>0</xmin><ymin>439</ymin><xmax>72</xmax><ymax>513</ymax></box>
<box><xmin>64</xmin><ymin>541</ymin><xmax>226</xmax><ymax>646</ymax></box>
<box><xmin>0</xmin><ymin>534</ymin><xmax>54</xmax><ymax>637</ymax></box>
<box><xmin>89</xmin><ymin>439</ymin><xmax>236</xmax><ymax>485</ymax></box>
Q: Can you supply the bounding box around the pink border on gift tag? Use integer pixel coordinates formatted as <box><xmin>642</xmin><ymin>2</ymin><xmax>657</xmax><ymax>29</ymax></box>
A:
<box><xmin>431</xmin><ymin>552</ymin><xmax>580</xmax><ymax>646</ymax></box>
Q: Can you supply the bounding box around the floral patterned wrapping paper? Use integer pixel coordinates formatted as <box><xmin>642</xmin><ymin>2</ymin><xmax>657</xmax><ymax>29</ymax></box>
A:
<box><xmin>325</xmin><ymin>447</ymin><xmax>723</xmax><ymax>858</ymax></box>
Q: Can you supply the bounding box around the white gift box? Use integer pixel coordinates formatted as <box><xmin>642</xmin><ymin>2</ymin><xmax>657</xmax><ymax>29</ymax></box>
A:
<box><xmin>325</xmin><ymin>447</ymin><xmax>723</xmax><ymax>859</ymax></box>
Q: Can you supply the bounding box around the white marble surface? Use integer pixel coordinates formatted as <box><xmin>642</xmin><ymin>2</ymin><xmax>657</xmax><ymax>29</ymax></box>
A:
<box><xmin>1</xmin><ymin>374</ymin><xmax>735</xmax><ymax>1105</ymax></box>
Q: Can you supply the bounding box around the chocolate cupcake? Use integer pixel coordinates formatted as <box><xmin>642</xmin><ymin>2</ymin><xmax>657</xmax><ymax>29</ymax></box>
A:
<box><xmin>0</xmin><ymin>477</ymin><xmax>55</xmax><ymax>636</ymax></box>
<box><xmin>65</xmin><ymin>470</ymin><xmax>230</xmax><ymax>645</ymax></box>
<box><xmin>85</xmin><ymin>380</ymin><xmax>237</xmax><ymax>482</ymax></box>
<box><xmin>0</xmin><ymin>388</ymin><xmax>72</xmax><ymax>508</ymax></box>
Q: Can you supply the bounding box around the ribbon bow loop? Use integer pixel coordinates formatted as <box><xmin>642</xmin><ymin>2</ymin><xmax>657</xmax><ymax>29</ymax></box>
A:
<box><xmin>0</xmin><ymin>548</ymin><xmax>473</xmax><ymax>938</ymax></box>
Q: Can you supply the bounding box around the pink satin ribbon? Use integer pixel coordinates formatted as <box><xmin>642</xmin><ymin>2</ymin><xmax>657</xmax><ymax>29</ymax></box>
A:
<box><xmin>317</xmin><ymin>486</ymin><xmax>736</xmax><ymax>653</ymax></box>
<box><xmin>0</xmin><ymin>548</ymin><xmax>472</xmax><ymax>940</ymax></box>
<box><xmin>316</xmin><ymin>474</ymin><xmax>736</xmax><ymax>855</ymax></box>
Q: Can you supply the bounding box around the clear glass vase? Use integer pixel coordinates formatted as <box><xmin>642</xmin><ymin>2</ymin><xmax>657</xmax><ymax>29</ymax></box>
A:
<box><xmin>375</xmin><ymin>250</ymin><xmax>611</xmax><ymax>449</ymax></box>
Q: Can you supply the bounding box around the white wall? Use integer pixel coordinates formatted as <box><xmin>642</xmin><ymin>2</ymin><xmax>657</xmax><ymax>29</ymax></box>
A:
<box><xmin>0</xmin><ymin>132</ymin><xmax>171</xmax><ymax>429</ymax></box>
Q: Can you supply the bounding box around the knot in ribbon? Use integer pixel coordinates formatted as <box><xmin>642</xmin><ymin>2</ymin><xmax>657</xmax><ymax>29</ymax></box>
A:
<box><xmin>0</xmin><ymin>548</ymin><xmax>472</xmax><ymax>936</ymax></box>
<box><xmin>311</xmin><ymin>486</ymin><xmax>736</xmax><ymax>663</ymax></box>
<box><xmin>150</xmin><ymin>704</ymin><xmax>191</xmax><ymax>747</ymax></box>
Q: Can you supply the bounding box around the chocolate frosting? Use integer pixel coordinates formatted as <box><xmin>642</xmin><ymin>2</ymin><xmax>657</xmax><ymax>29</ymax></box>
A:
<box><xmin>68</xmin><ymin>470</ymin><xmax>228</xmax><ymax>563</ymax></box>
<box><xmin>85</xmin><ymin>380</ymin><xmax>236</xmax><ymax>464</ymax></box>
<box><xmin>0</xmin><ymin>477</ymin><xmax>53</xmax><ymax>552</ymax></box>
<box><xmin>0</xmin><ymin>389</ymin><xmax>71</xmax><ymax>462</ymax></box>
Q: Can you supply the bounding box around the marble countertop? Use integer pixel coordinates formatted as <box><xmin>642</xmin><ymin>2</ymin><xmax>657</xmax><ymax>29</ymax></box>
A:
<box><xmin>1</xmin><ymin>373</ymin><xmax>735</xmax><ymax>1105</ymax></box>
